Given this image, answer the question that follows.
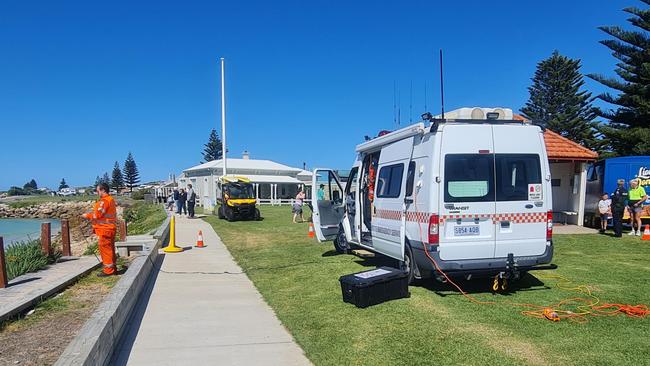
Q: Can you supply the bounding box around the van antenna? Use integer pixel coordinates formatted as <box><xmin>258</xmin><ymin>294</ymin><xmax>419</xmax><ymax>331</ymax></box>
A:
<box><xmin>409</xmin><ymin>80</ymin><xmax>413</xmax><ymax>123</ymax></box>
<box><xmin>393</xmin><ymin>80</ymin><xmax>397</xmax><ymax>127</ymax></box>
<box><xmin>397</xmin><ymin>86</ymin><xmax>401</xmax><ymax>127</ymax></box>
<box><xmin>424</xmin><ymin>81</ymin><xmax>427</xmax><ymax>112</ymax></box>
<box><xmin>439</xmin><ymin>49</ymin><xmax>445</xmax><ymax>119</ymax></box>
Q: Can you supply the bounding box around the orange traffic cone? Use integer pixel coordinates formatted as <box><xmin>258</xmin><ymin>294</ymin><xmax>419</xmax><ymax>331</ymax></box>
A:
<box><xmin>195</xmin><ymin>230</ymin><xmax>205</xmax><ymax>248</ymax></box>
<box><xmin>642</xmin><ymin>225</ymin><xmax>650</xmax><ymax>241</ymax></box>
<box><xmin>308</xmin><ymin>223</ymin><xmax>315</xmax><ymax>238</ymax></box>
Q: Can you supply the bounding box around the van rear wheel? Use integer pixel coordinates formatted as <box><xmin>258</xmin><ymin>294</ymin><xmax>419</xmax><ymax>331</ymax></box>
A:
<box><xmin>333</xmin><ymin>226</ymin><xmax>349</xmax><ymax>254</ymax></box>
<box><xmin>400</xmin><ymin>243</ymin><xmax>417</xmax><ymax>285</ymax></box>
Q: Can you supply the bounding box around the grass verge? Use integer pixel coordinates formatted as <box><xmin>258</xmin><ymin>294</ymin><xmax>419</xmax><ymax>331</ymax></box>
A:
<box><xmin>4</xmin><ymin>195</ymin><xmax>97</xmax><ymax>209</ymax></box>
<box><xmin>123</xmin><ymin>201</ymin><xmax>167</xmax><ymax>235</ymax></box>
<box><xmin>204</xmin><ymin>206</ymin><xmax>649</xmax><ymax>366</ymax></box>
<box><xmin>0</xmin><ymin>265</ymin><xmax>122</xmax><ymax>365</ymax></box>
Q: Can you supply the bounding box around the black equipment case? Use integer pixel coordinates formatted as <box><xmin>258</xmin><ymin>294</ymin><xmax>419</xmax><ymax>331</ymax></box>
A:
<box><xmin>339</xmin><ymin>266</ymin><xmax>410</xmax><ymax>308</ymax></box>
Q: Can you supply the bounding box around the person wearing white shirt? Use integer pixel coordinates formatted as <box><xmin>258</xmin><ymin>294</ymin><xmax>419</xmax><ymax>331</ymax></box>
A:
<box><xmin>598</xmin><ymin>193</ymin><xmax>612</xmax><ymax>234</ymax></box>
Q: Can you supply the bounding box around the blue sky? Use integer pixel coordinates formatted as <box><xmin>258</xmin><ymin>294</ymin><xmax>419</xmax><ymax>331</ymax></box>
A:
<box><xmin>0</xmin><ymin>0</ymin><xmax>633</xmax><ymax>190</ymax></box>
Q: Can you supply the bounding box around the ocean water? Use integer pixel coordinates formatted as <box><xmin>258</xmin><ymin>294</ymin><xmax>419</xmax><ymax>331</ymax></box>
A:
<box><xmin>0</xmin><ymin>218</ymin><xmax>61</xmax><ymax>246</ymax></box>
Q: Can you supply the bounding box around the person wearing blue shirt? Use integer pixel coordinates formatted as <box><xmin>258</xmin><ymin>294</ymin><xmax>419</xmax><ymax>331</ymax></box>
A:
<box><xmin>317</xmin><ymin>184</ymin><xmax>325</xmax><ymax>200</ymax></box>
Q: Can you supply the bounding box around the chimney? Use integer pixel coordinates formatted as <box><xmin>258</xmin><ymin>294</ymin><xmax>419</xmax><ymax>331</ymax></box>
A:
<box><xmin>242</xmin><ymin>150</ymin><xmax>250</xmax><ymax>160</ymax></box>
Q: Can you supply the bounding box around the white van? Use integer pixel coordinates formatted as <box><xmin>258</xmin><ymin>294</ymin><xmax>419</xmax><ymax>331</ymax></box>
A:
<box><xmin>311</xmin><ymin>108</ymin><xmax>555</xmax><ymax>284</ymax></box>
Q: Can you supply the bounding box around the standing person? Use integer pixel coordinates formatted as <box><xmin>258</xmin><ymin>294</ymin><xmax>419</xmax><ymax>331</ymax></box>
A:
<box><xmin>173</xmin><ymin>188</ymin><xmax>180</xmax><ymax>214</ymax></box>
<box><xmin>167</xmin><ymin>193</ymin><xmax>175</xmax><ymax>211</ymax></box>
<box><xmin>179</xmin><ymin>188</ymin><xmax>188</xmax><ymax>216</ymax></box>
<box><xmin>293</xmin><ymin>187</ymin><xmax>306</xmax><ymax>223</ymax></box>
<box><xmin>187</xmin><ymin>184</ymin><xmax>196</xmax><ymax>218</ymax></box>
<box><xmin>627</xmin><ymin>179</ymin><xmax>648</xmax><ymax>236</ymax></box>
<box><xmin>317</xmin><ymin>184</ymin><xmax>325</xmax><ymax>201</ymax></box>
<box><xmin>598</xmin><ymin>193</ymin><xmax>612</xmax><ymax>234</ymax></box>
<box><xmin>82</xmin><ymin>182</ymin><xmax>118</xmax><ymax>277</ymax></box>
<box><xmin>611</xmin><ymin>179</ymin><xmax>629</xmax><ymax>238</ymax></box>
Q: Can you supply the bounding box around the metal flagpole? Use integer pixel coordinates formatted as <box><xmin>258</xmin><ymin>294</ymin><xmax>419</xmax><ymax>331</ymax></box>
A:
<box><xmin>220</xmin><ymin>57</ymin><xmax>227</xmax><ymax>177</ymax></box>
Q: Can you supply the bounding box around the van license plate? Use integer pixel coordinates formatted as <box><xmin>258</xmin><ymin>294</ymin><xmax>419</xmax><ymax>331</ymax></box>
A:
<box><xmin>454</xmin><ymin>226</ymin><xmax>480</xmax><ymax>236</ymax></box>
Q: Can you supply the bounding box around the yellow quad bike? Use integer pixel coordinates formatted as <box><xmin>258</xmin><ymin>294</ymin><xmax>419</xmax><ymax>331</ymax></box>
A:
<box><xmin>216</xmin><ymin>176</ymin><xmax>261</xmax><ymax>221</ymax></box>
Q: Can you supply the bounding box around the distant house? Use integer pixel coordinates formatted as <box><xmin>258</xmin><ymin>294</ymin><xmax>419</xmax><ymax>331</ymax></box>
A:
<box><xmin>178</xmin><ymin>152</ymin><xmax>312</xmax><ymax>208</ymax></box>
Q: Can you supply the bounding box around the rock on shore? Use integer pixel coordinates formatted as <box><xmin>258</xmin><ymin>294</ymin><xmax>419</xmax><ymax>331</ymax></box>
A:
<box><xmin>0</xmin><ymin>201</ymin><xmax>124</xmax><ymax>256</ymax></box>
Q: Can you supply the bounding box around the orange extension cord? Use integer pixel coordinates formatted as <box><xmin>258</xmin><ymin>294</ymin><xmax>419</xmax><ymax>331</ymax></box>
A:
<box><xmin>410</xmin><ymin>190</ymin><xmax>649</xmax><ymax>322</ymax></box>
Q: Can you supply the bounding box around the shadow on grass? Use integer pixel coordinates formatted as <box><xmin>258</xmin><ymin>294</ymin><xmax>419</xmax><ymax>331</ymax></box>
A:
<box><xmin>341</xmin><ymin>251</ymin><xmax>552</xmax><ymax>296</ymax></box>
<box><xmin>417</xmin><ymin>273</ymin><xmax>550</xmax><ymax>297</ymax></box>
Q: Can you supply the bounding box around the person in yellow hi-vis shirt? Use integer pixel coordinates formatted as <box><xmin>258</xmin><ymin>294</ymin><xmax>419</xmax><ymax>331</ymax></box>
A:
<box><xmin>627</xmin><ymin>179</ymin><xmax>648</xmax><ymax>236</ymax></box>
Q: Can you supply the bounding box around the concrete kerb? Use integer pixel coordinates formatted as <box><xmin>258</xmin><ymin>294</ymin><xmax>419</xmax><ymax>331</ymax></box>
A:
<box><xmin>55</xmin><ymin>215</ymin><xmax>171</xmax><ymax>366</ymax></box>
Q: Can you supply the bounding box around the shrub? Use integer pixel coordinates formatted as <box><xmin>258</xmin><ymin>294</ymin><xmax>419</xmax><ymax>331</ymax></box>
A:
<box><xmin>131</xmin><ymin>189</ymin><xmax>146</xmax><ymax>200</ymax></box>
<box><xmin>83</xmin><ymin>242</ymin><xmax>99</xmax><ymax>256</ymax></box>
<box><xmin>5</xmin><ymin>240</ymin><xmax>58</xmax><ymax>281</ymax></box>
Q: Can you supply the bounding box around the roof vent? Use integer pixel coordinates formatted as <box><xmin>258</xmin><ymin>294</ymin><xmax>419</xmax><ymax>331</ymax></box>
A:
<box><xmin>242</xmin><ymin>150</ymin><xmax>250</xmax><ymax>160</ymax></box>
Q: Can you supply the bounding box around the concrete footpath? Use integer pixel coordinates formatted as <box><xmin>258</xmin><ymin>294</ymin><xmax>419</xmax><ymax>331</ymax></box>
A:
<box><xmin>113</xmin><ymin>215</ymin><xmax>311</xmax><ymax>366</ymax></box>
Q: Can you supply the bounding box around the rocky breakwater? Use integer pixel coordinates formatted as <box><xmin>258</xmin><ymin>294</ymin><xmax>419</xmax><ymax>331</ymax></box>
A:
<box><xmin>0</xmin><ymin>201</ymin><xmax>123</xmax><ymax>256</ymax></box>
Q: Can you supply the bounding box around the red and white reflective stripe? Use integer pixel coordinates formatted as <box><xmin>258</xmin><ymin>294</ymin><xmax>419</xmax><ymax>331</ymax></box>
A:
<box><xmin>439</xmin><ymin>212</ymin><xmax>548</xmax><ymax>225</ymax></box>
<box><xmin>374</xmin><ymin>209</ymin><xmax>548</xmax><ymax>225</ymax></box>
<box><xmin>375</xmin><ymin>209</ymin><xmax>431</xmax><ymax>223</ymax></box>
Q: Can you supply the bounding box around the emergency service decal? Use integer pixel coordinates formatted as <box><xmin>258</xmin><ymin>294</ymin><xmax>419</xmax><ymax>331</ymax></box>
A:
<box><xmin>528</xmin><ymin>184</ymin><xmax>543</xmax><ymax>201</ymax></box>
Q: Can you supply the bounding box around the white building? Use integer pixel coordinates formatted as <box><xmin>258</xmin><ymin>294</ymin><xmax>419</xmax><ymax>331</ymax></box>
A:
<box><xmin>178</xmin><ymin>152</ymin><xmax>312</xmax><ymax>208</ymax></box>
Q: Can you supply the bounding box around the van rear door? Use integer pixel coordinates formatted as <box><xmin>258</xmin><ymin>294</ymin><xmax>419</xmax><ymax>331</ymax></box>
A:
<box><xmin>492</xmin><ymin>125</ymin><xmax>548</xmax><ymax>257</ymax></box>
<box><xmin>439</xmin><ymin>125</ymin><xmax>496</xmax><ymax>261</ymax></box>
<box><xmin>311</xmin><ymin>169</ymin><xmax>345</xmax><ymax>242</ymax></box>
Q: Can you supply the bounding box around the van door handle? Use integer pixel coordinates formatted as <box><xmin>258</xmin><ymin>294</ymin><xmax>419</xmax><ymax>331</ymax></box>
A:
<box><xmin>525</xmin><ymin>204</ymin><xmax>534</xmax><ymax>209</ymax></box>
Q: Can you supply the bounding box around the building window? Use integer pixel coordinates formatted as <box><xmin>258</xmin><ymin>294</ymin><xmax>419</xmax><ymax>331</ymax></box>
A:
<box><xmin>551</xmin><ymin>179</ymin><xmax>561</xmax><ymax>187</ymax></box>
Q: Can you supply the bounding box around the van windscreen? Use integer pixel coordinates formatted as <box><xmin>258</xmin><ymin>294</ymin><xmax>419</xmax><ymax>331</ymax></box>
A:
<box><xmin>444</xmin><ymin>154</ymin><xmax>495</xmax><ymax>202</ymax></box>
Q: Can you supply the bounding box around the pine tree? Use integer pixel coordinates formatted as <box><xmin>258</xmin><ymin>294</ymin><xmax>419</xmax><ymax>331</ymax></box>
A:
<box><xmin>123</xmin><ymin>152</ymin><xmax>140</xmax><ymax>192</ymax></box>
<box><xmin>59</xmin><ymin>178</ymin><xmax>69</xmax><ymax>190</ymax></box>
<box><xmin>94</xmin><ymin>175</ymin><xmax>102</xmax><ymax>187</ymax></box>
<box><xmin>202</xmin><ymin>129</ymin><xmax>223</xmax><ymax>163</ymax></box>
<box><xmin>111</xmin><ymin>161</ymin><xmax>124</xmax><ymax>192</ymax></box>
<box><xmin>102</xmin><ymin>172</ymin><xmax>111</xmax><ymax>186</ymax></box>
<box><xmin>587</xmin><ymin>1</ymin><xmax>650</xmax><ymax>155</ymax></box>
<box><xmin>521</xmin><ymin>51</ymin><xmax>598</xmax><ymax>149</ymax></box>
<box><xmin>23</xmin><ymin>179</ymin><xmax>37</xmax><ymax>190</ymax></box>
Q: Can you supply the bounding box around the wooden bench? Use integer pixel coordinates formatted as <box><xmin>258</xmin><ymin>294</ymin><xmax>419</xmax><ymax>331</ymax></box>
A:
<box><xmin>554</xmin><ymin>211</ymin><xmax>577</xmax><ymax>225</ymax></box>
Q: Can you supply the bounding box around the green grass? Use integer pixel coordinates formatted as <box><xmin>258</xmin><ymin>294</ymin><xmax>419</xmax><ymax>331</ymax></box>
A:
<box><xmin>0</xmin><ymin>263</ymin><xmax>123</xmax><ymax>332</ymax></box>
<box><xmin>124</xmin><ymin>201</ymin><xmax>167</xmax><ymax>235</ymax></box>
<box><xmin>204</xmin><ymin>206</ymin><xmax>650</xmax><ymax>366</ymax></box>
<box><xmin>5</xmin><ymin>239</ymin><xmax>59</xmax><ymax>281</ymax></box>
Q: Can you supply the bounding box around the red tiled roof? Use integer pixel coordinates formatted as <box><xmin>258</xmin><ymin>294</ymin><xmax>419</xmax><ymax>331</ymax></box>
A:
<box><xmin>513</xmin><ymin>113</ymin><xmax>598</xmax><ymax>161</ymax></box>
<box><xmin>543</xmin><ymin>129</ymin><xmax>598</xmax><ymax>161</ymax></box>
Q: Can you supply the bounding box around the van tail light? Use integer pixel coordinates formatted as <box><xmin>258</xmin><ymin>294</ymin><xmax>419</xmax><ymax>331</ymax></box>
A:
<box><xmin>429</xmin><ymin>214</ymin><xmax>439</xmax><ymax>245</ymax></box>
<box><xmin>546</xmin><ymin>210</ymin><xmax>553</xmax><ymax>241</ymax></box>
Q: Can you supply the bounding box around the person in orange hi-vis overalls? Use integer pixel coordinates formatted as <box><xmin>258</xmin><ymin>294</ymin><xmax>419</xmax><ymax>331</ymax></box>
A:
<box><xmin>82</xmin><ymin>182</ymin><xmax>118</xmax><ymax>277</ymax></box>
